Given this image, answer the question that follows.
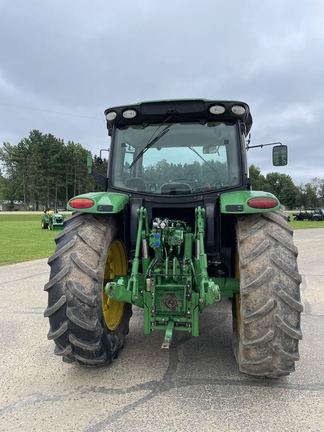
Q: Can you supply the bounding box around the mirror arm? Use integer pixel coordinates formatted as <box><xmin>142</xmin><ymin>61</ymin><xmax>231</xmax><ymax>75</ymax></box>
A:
<box><xmin>246</xmin><ymin>142</ymin><xmax>282</xmax><ymax>150</ymax></box>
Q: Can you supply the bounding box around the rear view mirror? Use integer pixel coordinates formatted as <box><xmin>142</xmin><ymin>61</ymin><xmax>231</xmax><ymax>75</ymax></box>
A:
<box><xmin>203</xmin><ymin>146</ymin><xmax>217</xmax><ymax>154</ymax></box>
<box><xmin>273</xmin><ymin>145</ymin><xmax>288</xmax><ymax>166</ymax></box>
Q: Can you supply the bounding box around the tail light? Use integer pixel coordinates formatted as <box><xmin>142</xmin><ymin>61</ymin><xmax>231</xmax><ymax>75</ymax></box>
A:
<box><xmin>247</xmin><ymin>197</ymin><xmax>278</xmax><ymax>209</ymax></box>
<box><xmin>69</xmin><ymin>198</ymin><xmax>94</xmax><ymax>209</ymax></box>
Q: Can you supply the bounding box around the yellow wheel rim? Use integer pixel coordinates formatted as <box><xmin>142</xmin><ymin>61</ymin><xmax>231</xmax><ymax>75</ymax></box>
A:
<box><xmin>102</xmin><ymin>239</ymin><xmax>127</xmax><ymax>331</ymax></box>
<box><xmin>235</xmin><ymin>249</ymin><xmax>241</xmax><ymax>331</ymax></box>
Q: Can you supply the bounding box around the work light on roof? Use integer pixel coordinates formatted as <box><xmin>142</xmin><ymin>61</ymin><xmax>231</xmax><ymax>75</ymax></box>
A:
<box><xmin>209</xmin><ymin>105</ymin><xmax>226</xmax><ymax>115</ymax></box>
<box><xmin>122</xmin><ymin>109</ymin><xmax>137</xmax><ymax>119</ymax></box>
<box><xmin>106</xmin><ymin>111</ymin><xmax>117</xmax><ymax>121</ymax></box>
<box><xmin>231</xmin><ymin>105</ymin><xmax>246</xmax><ymax>116</ymax></box>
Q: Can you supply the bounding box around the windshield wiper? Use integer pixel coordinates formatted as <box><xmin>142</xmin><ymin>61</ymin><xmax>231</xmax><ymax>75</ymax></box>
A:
<box><xmin>129</xmin><ymin>125</ymin><xmax>171</xmax><ymax>169</ymax></box>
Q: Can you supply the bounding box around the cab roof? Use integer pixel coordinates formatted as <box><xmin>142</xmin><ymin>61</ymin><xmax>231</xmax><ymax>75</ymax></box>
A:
<box><xmin>104</xmin><ymin>99</ymin><xmax>252</xmax><ymax>136</ymax></box>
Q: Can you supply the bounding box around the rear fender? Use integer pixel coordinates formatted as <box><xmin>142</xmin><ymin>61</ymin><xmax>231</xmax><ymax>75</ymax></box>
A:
<box><xmin>220</xmin><ymin>190</ymin><xmax>280</xmax><ymax>214</ymax></box>
<box><xmin>67</xmin><ymin>192</ymin><xmax>129</xmax><ymax>214</ymax></box>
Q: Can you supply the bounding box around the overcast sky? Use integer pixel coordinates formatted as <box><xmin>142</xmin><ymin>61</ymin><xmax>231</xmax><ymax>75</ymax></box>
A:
<box><xmin>1</xmin><ymin>0</ymin><xmax>323</xmax><ymax>185</ymax></box>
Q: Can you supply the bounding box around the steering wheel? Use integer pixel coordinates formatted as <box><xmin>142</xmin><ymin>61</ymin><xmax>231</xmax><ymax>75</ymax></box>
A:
<box><xmin>169</xmin><ymin>178</ymin><xmax>198</xmax><ymax>185</ymax></box>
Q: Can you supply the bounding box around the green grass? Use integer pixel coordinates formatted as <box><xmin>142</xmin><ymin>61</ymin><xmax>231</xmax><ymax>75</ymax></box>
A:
<box><xmin>0</xmin><ymin>214</ymin><xmax>60</xmax><ymax>265</ymax></box>
<box><xmin>1</xmin><ymin>211</ymin><xmax>323</xmax><ymax>266</ymax></box>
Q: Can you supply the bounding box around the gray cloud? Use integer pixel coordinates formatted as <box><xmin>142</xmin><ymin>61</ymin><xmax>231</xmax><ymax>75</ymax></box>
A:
<box><xmin>1</xmin><ymin>0</ymin><xmax>323</xmax><ymax>184</ymax></box>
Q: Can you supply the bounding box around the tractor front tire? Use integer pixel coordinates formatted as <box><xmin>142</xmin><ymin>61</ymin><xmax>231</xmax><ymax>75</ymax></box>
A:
<box><xmin>233</xmin><ymin>211</ymin><xmax>303</xmax><ymax>377</ymax></box>
<box><xmin>44</xmin><ymin>212</ymin><xmax>132</xmax><ymax>365</ymax></box>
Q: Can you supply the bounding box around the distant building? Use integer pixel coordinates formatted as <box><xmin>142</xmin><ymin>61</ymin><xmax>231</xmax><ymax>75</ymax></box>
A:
<box><xmin>0</xmin><ymin>200</ymin><xmax>67</xmax><ymax>211</ymax></box>
<box><xmin>0</xmin><ymin>201</ymin><xmax>25</xmax><ymax>211</ymax></box>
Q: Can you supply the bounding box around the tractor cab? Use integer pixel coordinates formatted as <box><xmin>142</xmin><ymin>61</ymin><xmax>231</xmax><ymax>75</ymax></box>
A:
<box><xmin>105</xmin><ymin>100</ymin><xmax>251</xmax><ymax>196</ymax></box>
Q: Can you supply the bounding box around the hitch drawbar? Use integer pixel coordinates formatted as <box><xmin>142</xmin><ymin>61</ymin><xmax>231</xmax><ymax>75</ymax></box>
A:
<box><xmin>161</xmin><ymin>321</ymin><xmax>175</xmax><ymax>349</ymax></box>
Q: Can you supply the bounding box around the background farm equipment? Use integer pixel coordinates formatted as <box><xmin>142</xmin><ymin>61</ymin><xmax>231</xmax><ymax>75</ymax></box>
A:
<box><xmin>294</xmin><ymin>208</ymin><xmax>324</xmax><ymax>221</ymax></box>
<box><xmin>41</xmin><ymin>210</ymin><xmax>66</xmax><ymax>231</ymax></box>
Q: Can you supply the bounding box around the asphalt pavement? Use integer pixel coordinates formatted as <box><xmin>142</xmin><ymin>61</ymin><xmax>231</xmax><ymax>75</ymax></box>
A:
<box><xmin>0</xmin><ymin>229</ymin><xmax>323</xmax><ymax>432</ymax></box>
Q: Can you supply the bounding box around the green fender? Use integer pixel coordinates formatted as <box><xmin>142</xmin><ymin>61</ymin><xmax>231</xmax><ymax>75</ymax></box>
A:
<box><xmin>67</xmin><ymin>192</ymin><xmax>129</xmax><ymax>214</ymax></box>
<box><xmin>220</xmin><ymin>190</ymin><xmax>280</xmax><ymax>214</ymax></box>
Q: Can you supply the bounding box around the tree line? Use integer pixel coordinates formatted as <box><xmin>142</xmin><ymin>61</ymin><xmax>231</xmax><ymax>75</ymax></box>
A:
<box><xmin>249</xmin><ymin>165</ymin><xmax>324</xmax><ymax>209</ymax></box>
<box><xmin>1</xmin><ymin>130</ymin><xmax>323</xmax><ymax>210</ymax></box>
<box><xmin>0</xmin><ymin>130</ymin><xmax>107</xmax><ymax>210</ymax></box>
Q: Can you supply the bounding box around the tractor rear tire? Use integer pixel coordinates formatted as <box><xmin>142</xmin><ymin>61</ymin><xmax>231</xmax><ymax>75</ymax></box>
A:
<box><xmin>233</xmin><ymin>211</ymin><xmax>303</xmax><ymax>377</ymax></box>
<box><xmin>44</xmin><ymin>212</ymin><xmax>132</xmax><ymax>365</ymax></box>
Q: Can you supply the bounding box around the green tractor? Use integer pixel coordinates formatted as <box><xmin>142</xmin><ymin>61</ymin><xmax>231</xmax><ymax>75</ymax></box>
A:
<box><xmin>44</xmin><ymin>99</ymin><xmax>302</xmax><ymax>377</ymax></box>
<box><xmin>41</xmin><ymin>210</ymin><xmax>66</xmax><ymax>231</ymax></box>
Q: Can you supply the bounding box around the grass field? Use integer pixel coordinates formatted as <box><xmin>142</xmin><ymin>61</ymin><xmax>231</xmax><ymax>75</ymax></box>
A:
<box><xmin>0</xmin><ymin>214</ymin><xmax>63</xmax><ymax>265</ymax></box>
<box><xmin>0</xmin><ymin>212</ymin><xmax>323</xmax><ymax>266</ymax></box>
